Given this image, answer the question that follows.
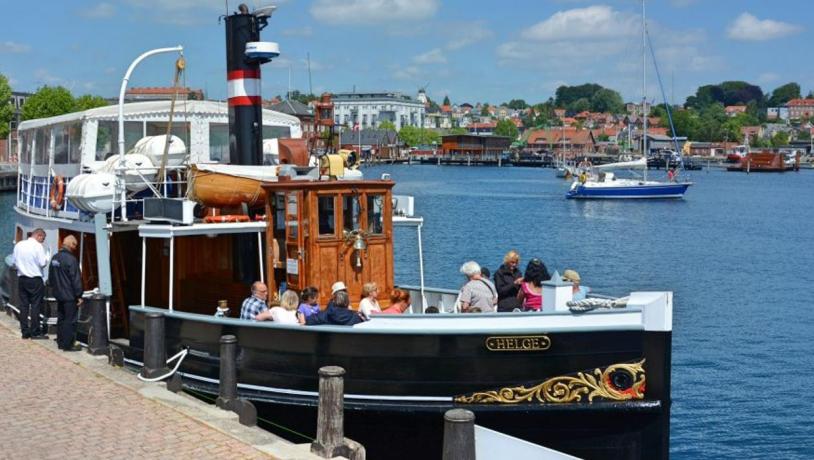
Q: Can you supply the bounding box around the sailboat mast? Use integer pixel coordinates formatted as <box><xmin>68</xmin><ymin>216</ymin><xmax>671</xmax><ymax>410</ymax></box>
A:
<box><xmin>642</xmin><ymin>0</ymin><xmax>648</xmax><ymax>181</ymax></box>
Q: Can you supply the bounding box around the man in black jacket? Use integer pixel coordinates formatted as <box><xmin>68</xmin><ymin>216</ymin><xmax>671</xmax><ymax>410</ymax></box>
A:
<box><xmin>302</xmin><ymin>291</ymin><xmax>364</xmax><ymax>326</ymax></box>
<box><xmin>494</xmin><ymin>250</ymin><xmax>523</xmax><ymax>312</ymax></box>
<box><xmin>48</xmin><ymin>235</ymin><xmax>83</xmax><ymax>351</ymax></box>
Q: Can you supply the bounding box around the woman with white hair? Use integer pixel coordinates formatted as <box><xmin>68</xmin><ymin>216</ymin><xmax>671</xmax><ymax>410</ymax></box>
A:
<box><xmin>458</xmin><ymin>261</ymin><xmax>497</xmax><ymax>313</ymax></box>
<box><xmin>270</xmin><ymin>290</ymin><xmax>301</xmax><ymax>324</ymax></box>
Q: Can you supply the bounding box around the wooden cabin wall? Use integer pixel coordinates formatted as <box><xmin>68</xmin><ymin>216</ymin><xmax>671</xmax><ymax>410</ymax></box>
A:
<box><xmin>144</xmin><ymin>234</ymin><xmax>255</xmax><ymax>317</ymax></box>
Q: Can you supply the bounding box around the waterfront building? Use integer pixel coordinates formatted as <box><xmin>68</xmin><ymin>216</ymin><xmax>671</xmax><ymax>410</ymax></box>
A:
<box><xmin>467</xmin><ymin>121</ymin><xmax>496</xmax><ymax>136</ymax></box>
<box><xmin>441</xmin><ymin>134</ymin><xmax>510</xmax><ymax>158</ymax></box>
<box><xmin>332</xmin><ymin>91</ymin><xmax>425</xmax><ymax>130</ymax></box>
<box><xmin>785</xmin><ymin>98</ymin><xmax>814</xmax><ymax>120</ymax></box>
<box><xmin>767</xmin><ymin>107</ymin><xmax>790</xmax><ymax>121</ymax></box>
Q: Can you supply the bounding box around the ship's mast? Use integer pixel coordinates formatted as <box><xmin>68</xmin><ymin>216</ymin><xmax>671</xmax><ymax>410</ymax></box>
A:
<box><xmin>642</xmin><ymin>0</ymin><xmax>648</xmax><ymax>181</ymax></box>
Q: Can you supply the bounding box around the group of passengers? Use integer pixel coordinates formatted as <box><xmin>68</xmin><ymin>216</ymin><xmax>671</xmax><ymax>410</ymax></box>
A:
<box><xmin>239</xmin><ymin>280</ymin><xmax>413</xmax><ymax>326</ymax></box>
<box><xmin>238</xmin><ymin>249</ymin><xmax>589</xmax><ymax>323</ymax></box>
<box><xmin>474</xmin><ymin>250</ymin><xmax>589</xmax><ymax>313</ymax></box>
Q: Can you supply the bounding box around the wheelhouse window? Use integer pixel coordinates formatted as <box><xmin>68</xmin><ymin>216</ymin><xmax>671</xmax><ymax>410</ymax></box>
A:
<box><xmin>367</xmin><ymin>194</ymin><xmax>384</xmax><ymax>234</ymax></box>
<box><xmin>343</xmin><ymin>195</ymin><xmax>361</xmax><ymax>232</ymax></box>
<box><xmin>318</xmin><ymin>195</ymin><xmax>336</xmax><ymax>236</ymax></box>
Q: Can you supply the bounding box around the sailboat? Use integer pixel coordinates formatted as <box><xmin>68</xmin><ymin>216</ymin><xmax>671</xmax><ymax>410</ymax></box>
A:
<box><xmin>566</xmin><ymin>1</ymin><xmax>691</xmax><ymax>200</ymax></box>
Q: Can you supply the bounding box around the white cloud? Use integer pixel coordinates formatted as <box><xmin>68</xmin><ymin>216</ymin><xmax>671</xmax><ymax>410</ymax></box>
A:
<box><xmin>281</xmin><ymin>26</ymin><xmax>314</xmax><ymax>37</ymax></box>
<box><xmin>727</xmin><ymin>13</ymin><xmax>802</xmax><ymax>41</ymax></box>
<box><xmin>0</xmin><ymin>41</ymin><xmax>31</xmax><ymax>53</ymax></box>
<box><xmin>34</xmin><ymin>69</ymin><xmax>65</xmax><ymax>86</ymax></box>
<box><xmin>391</xmin><ymin>64</ymin><xmax>423</xmax><ymax>81</ymax></box>
<box><xmin>757</xmin><ymin>73</ymin><xmax>780</xmax><ymax>84</ymax></box>
<box><xmin>80</xmin><ymin>3</ymin><xmax>115</xmax><ymax>19</ymax></box>
<box><xmin>310</xmin><ymin>0</ymin><xmax>438</xmax><ymax>25</ymax></box>
<box><xmin>520</xmin><ymin>5</ymin><xmax>638</xmax><ymax>41</ymax></box>
<box><xmin>444</xmin><ymin>22</ymin><xmax>494</xmax><ymax>50</ymax></box>
<box><xmin>413</xmin><ymin>48</ymin><xmax>447</xmax><ymax>65</ymax></box>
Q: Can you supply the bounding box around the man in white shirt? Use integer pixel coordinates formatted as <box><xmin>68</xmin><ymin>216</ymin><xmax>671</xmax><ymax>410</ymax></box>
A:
<box><xmin>12</xmin><ymin>228</ymin><xmax>50</xmax><ymax>339</ymax></box>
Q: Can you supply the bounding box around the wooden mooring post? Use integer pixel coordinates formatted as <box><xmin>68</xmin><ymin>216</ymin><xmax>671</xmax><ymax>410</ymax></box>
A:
<box><xmin>215</xmin><ymin>334</ymin><xmax>257</xmax><ymax>426</ymax></box>
<box><xmin>311</xmin><ymin>366</ymin><xmax>365</xmax><ymax>459</ymax></box>
<box><xmin>140</xmin><ymin>312</ymin><xmax>169</xmax><ymax>378</ymax></box>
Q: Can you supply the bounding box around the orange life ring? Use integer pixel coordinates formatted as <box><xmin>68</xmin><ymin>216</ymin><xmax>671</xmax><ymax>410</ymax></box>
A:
<box><xmin>204</xmin><ymin>215</ymin><xmax>250</xmax><ymax>223</ymax></box>
<box><xmin>49</xmin><ymin>176</ymin><xmax>65</xmax><ymax>210</ymax></box>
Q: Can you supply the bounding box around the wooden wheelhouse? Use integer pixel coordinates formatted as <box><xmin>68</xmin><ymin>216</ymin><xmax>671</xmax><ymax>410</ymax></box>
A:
<box><xmin>262</xmin><ymin>179</ymin><xmax>395</xmax><ymax>308</ymax></box>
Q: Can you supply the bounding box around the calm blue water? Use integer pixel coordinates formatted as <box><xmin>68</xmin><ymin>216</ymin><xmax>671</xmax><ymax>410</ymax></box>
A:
<box><xmin>2</xmin><ymin>166</ymin><xmax>813</xmax><ymax>458</ymax></box>
<box><xmin>377</xmin><ymin>165</ymin><xmax>814</xmax><ymax>459</ymax></box>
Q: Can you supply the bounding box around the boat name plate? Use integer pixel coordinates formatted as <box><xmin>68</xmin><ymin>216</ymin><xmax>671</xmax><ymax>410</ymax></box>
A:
<box><xmin>485</xmin><ymin>335</ymin><xmax>551</xmax><ymax>352</ymax></box>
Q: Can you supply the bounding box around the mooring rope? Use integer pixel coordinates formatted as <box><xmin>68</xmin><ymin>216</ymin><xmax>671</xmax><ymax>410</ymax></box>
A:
<box><xmin>137</xmin><ymin>347</ymin><xmax>189</xmax><ymax>382</ymax></box>
<box><xmin>567</xmin><ymin>296</ymin><xmax>629</xmax><ymax>313</ymax></box>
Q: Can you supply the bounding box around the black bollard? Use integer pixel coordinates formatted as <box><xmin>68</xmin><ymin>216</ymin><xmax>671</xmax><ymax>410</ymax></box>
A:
<box><xmin>442</xmin><ymin>409</ymin><xmax>476</xmax><ymax>460</ymax></box>
<box><xmin>86</xmin><ymin>294</ymin><xmax>109</xmax><ymax>355</ymax></box>
<box><xmin>7</xmin><ymin>266</ymin><xmax>19</xmax><ymax>316</ymax></box>
<box><xmin>140</xmin><ymin>312</ymin><xmax>169</xmax><ymax>378</ymax></box>
<box><xmin>216</xmin><ymin>335</ymin><xmax>238</xmax><ymax>411</ymax></box>
<box><xmin>312</xmin><ymin>366</ymin><xmax>347</xmax><ymax>458</ymax></box>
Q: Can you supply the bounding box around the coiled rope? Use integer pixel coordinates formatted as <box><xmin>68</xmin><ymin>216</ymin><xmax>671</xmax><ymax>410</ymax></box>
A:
<box><xmin>567</xmin><ymin>296</ymin><xmax>629</xmax><ymax>313</ymax></box>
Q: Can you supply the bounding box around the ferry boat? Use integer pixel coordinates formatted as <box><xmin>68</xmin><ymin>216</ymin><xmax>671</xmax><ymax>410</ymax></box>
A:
<box><xmin>1</xmin><ymin>5</ymin><xmax>674</xmax><ymax>459</ymax></box>
<box><xmin>726</xmin><ymin>149</ymin><xmax>801</xmax><ymax>172</ymax></box>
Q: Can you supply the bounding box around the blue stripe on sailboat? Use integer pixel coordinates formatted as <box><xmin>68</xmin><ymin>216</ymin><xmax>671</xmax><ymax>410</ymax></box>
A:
<box><xmin>566</xmin><ymin>183</ymin><xmax>690</xmax><ymax>199</ymax></box>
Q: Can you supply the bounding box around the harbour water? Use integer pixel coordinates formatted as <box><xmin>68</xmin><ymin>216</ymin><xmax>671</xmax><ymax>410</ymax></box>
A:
<box><xmin>2</xmin><ymin>166</ymin><xmax>813</xmax><ymax>458</ymax></box>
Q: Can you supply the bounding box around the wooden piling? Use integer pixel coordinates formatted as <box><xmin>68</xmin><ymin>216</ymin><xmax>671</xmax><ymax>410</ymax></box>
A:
<box><xmin>442</xmin><ymin>409</ymin><xmax>476</xmax><ymax>460</ymax></box>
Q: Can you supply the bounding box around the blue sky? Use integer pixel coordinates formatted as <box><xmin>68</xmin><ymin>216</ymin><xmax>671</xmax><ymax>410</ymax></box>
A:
<box><xmin>1</xmin><ymin>0</ymin><xmax>811</xmax><ymax>106</ymax></box>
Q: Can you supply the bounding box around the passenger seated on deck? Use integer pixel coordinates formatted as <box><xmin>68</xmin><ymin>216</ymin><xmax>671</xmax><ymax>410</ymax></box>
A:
<box><xmin>240</xmin><ymin>281</ymin><xmax>273</xmax><ymax>321</ymax></box>
<box><xmin>326</xmin><ymin>281</ymin><xmax>347</xmax><ymax>309</ymax></box>
<box><xmin>297</xmin><ymin>286</ymin><xmax>320</xmax><ymax>319</ymax></box>
<box><xmin>359</xmin><ymin>282</ymin><xmax>381</xmax><ymax>319</ymax></box>
<box><xmin>270</xmin><ymin>290</ymin><xmax>300</xmax><ymax>325</ymax></box>
<box><xmin>301</xmin><ymin>291</ymin><xmax>364</xmax><ymax>326</ymax></box>
<box><xmin>424</xmin><ymin>306</ymin><xmax>440</xmax><ymax>314</ymax></box>
<box><xmin>517</xmin><ymin>258</ymin><xmax>549</xmax><ymax>312</ymax></box>
<box><xmin>459</xmin><ymin>261</ymin><xmax>497</xmax><ymax>313</ymax></box>
<box><xmin>563</xmin><ymin>270</ymin><xmax>590</xmax><ymax>301</ymax></box>
<box><xmin>381</xmin><ymin>289</ymin><xmax>410</xmax><ymax>314</ymax></box>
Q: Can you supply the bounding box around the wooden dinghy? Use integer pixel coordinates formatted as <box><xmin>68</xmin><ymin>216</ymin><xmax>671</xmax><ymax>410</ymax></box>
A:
<box><xmin>188</xmin><ymin>163</ymin><xmax>280</xmax><ymax>208</ymax></box>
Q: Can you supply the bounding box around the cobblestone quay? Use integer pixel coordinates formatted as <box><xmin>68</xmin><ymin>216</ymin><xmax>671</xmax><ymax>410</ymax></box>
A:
<box><xmin>0</xmin><ymin>318</ymin><xmax>273</xmax><ymax>459</ymax></box>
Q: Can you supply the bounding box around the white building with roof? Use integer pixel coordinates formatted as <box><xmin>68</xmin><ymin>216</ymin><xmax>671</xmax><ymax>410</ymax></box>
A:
<box><xmin>332</xmin><ymin>92</ymin><xmax>424</xmax><ymax>130</ymax></box>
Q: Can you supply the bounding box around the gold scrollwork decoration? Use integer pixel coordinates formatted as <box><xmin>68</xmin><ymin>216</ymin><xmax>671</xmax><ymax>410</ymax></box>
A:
<box><xmin>454</xmin><ymin>359</ymin><xmax>646</xmax><ymax>404</ymax></box>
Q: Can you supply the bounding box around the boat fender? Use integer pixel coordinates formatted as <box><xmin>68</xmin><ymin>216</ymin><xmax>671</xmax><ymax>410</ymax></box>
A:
<box><xmin>49</xmin><ymin>176</ymin><xmax>65</xmax><ymax>210</ymax></box>
<box><xmin>254</xmin><ymin>214</ymin><xmax>267</xmax><ymax>221</ymax></box>
<box><xmin>204</xmin><ymin>215</ymin><xmax>250</xmax><ymax>223</ymax></box>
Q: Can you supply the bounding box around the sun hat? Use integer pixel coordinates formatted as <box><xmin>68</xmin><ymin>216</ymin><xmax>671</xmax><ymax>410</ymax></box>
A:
<box><xmin>562</xmin><ymin>270</ymin><xmax>581</xmax><ymax>283</ymax></box>
<box><xmin>331</xmin><ymin>281</ymin><xmax>348</xmax><ymax>295</ymax></box>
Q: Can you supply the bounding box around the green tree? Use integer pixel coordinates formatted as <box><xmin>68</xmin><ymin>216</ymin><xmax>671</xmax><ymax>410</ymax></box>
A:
<box><xmin>506</xmin><ymin>99</ymin><xmax>528</xmax><ymax>110</ymax></box>
<box><xmin>589</xmin><ymin>88</ymin><xmax>624</xmax><ymax>113</ymax></box>
<box><xmin>494</xmin><ymin>119</ymin><xmax>519</xmax><ymax>139</ymax></box>
<box><xmin>771</xmin><ymin>131</ymin><xmax>789</xmax><ymax>147</ymax></box>
<box><xmin>398</xmin><ymin>126</ymin><xmax>439</xmax><ymax>146</ymax></box>
<box><xmin>447</xmin><ymin>127</ymin><xmax>468</xmax><ymax>135</ymax></box>
<box><xmin>768</xmin><ymin>82</ymin><xmax>801</xmax><ymax>107</ymax></box>
<box><xmin>0</xmin><ymin>74</ymin><xmax>13</xmax><ymax>138</ymax></box>
<box><xmin>567</xmin><ymin>97</ymin><xmax>590</xmax><ymax>114</ymax></box>
<box><xmin>21</xmin><ymin>86</ymin><xmax>76</xmax><ymax>120</ymax></box>
<box><xmin>379</xmin><ymin>120</ymin><xmax>396</xmax><ymax>131</ymax></box>
<box><xmin>480</xmin><ymin>104</ymin><xmax>491</xmax><ymax>116</ymax></box>
<box><xmin>75</xmin><ymin>94</ymin><xmax>109</xmax><ymax>111</ymax></box>
<box><xmin>670</xmin><ymin>109</ymin><xmax>700</xmax><ymax>139</ymax></box>
<box><xmin>750</xmin><ymin>134</ymin><xmax>771</xmax><ymax>148</ymax></box>
<box><xmin>555</xmin><ymin>83</ymin><xmax>602</xmax><ymax>107</ymax></box>
<box><xmin>442</xmin><ymin>95</ymin><xmax>451</xmax><ymax>106</ymax></box>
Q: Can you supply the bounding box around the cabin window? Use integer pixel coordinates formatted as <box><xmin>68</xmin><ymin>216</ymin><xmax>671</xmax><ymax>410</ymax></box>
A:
<box><xmin>209</xmin><ymin>123</ymin><xmax>229</xmax><ymax>163</ymax></box>
<box><xmin>146</xmin><ymin>121</ymin><xmax>190</xmax><ymax>149</ymax></box>
<box><xmin>262</xmin><ymin>126</ymin><xmax>291</xmax><ymax>140</ymax></box>
<box><xmin>34</xmin><ymin>128</ymin><xmax>49</xmax><ymax>165</ymax></box>
<box><xmin>343</xmin><ymin>195</ymin><xmax>361</xmax><ymax>232</ymax></box>
<box><xmin>53</xmin><ymin>125</ymin><xmax>69</xmax><ymax>164</ymax></box>
<box><xmin>367</xmin><ymin>194</ymin><xmax>384</xmax><ymax>234</ymax></box>
<box><xmin>19</xmin><ymin>130</ymin><xmax>31</xmax><ymax>164</ymax></box>
<box><xmin>318</xmin><ymin>196</ymin><xmax>336</xmax><ymax>236</ymax></box>
<box><xmin>96</xmin><ymin>121</ymin><xmax>143</xmax><ymax>161</ymax></box>
<box><xmin>68</xmin><ymin>122</ymin><xmax>82</xmax><ymax>164</ymax></box>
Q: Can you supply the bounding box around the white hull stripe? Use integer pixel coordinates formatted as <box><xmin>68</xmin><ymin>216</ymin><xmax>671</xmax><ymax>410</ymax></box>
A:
<box><xmin>122</xmin><ymin>358</ymin><xmax>452</xmax><ymax>402</ymax></box>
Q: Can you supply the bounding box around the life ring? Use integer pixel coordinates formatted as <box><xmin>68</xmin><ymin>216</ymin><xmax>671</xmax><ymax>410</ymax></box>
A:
<box><xmin>204</xmin><ymin>215</ymin><xmax>250</xmax><ymax>223</ymax></box>
<box><xmin>49</xmin><ymin>176</ymin><xmax>65</xmax><ymax>210</ymax></box>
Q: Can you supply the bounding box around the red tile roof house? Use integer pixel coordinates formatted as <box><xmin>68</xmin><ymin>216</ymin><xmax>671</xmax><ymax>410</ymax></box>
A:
<box><xmin>786</xmin><ymin>99</ymin><xmax>814</xmax><ymax>120</ymax></box>
<box><xmin>526</xmin><ymin>128</ymin><xmax>596</xmax><ymax>157</ymax></box>
<box><xmin>725</xmin><ymin>105</ymin><xmax>747</xmax><ymax>117</ymax></box>
<box><xmin>741</xmin><ymin>125</ymin><xmax>764</xmax><ymax>139</ymax></box>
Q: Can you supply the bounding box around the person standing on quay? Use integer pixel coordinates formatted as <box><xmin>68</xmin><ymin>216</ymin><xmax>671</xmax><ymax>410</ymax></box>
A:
<box><xmin>12</xmin><ymin>228</ymin><xmax>50</xmax><ymax>339</ymax></box>
<box><xmin>49</xmin><ymin>235</ymin><xmax>84</xmax><ymax>351</ymax></box>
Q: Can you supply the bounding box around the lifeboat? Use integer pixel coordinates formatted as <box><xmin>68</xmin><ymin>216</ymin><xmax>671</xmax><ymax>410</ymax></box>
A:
<box><xmin>188</xmin><ymin>164</ymin><xmax>281</xmax><ymax>208</ymax></box>
<box><xmin>65</xmin><ymin>173</ymin><xmax>122</xmax><ymax>213</ymax></box>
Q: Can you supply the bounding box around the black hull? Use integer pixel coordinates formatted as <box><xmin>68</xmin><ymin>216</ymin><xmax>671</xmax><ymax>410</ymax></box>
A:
<box><xmin>127</xmin><ymin>307</ymin><xmax>671</xmax><ymax>459</ymax></box>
